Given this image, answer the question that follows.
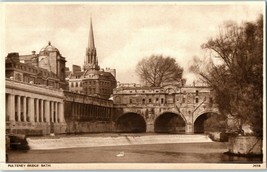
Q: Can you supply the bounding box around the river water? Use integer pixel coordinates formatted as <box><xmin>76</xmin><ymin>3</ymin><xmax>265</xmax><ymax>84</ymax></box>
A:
<box><xmin>7</xmin><ymin>141</ymin><xmax>262</xmax><ymax>163</ymax></box>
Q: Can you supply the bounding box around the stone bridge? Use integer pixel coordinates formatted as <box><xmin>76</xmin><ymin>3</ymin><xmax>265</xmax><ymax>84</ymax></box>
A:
<box><xmin>113</xmin><ymin>84</ymin><xmax>220</xmax><ymax>134</ymax></box>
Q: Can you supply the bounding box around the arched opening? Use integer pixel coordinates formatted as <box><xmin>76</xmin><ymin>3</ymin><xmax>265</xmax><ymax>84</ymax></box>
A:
<box><xmin>194</xmin><ymin>112</ymin><xmax>226</xmax><ymax>134</ymax></box>
<box><xmin>154</xmin><ymin>112</ymin><xmax>185</xmax><ymax>133</ymax></box>
<box><xmin>116</xmin><ymin>113</ymin><xmax>146</xmax><ymax>133</ymax></box>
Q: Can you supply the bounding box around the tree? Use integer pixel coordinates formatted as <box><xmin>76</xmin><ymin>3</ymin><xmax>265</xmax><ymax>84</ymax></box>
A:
<box><xmin>136</xmin><ymin>55</ymin><xmax>185</xmax><ymax>87</ymax></box>
<box><xmin>191</xmin><ymin>15</ymin><xmax>263</xmax><ymax>137</ymax></box>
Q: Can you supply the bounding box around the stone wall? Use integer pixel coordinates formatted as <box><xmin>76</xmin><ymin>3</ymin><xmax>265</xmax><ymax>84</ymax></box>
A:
<box><xmin>228</xmin><ymin>136</ymin><xmax>262</xmax><ymax>155</ymax></box>
<box><xmin>66</xmin><ymin>121</ymin><xmax>115</xmax><ymax>133</ymax></box>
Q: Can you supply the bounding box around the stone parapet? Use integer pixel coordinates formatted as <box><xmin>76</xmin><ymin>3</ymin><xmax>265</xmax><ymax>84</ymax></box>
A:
<box><xmin>6</xmin><ymin>79</ymin><xmax>64</xmax><ymax>99</ymax></box>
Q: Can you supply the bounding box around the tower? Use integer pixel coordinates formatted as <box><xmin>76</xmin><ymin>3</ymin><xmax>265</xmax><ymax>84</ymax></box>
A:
<box><xmin>84</xmin><ymin>18</ymin><xmax>100</xmax><ymax>71</ymax></box>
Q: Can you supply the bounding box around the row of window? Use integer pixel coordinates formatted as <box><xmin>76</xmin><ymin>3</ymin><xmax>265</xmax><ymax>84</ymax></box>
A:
<box><xmin>70</xmin><ymin>82</ymin><xmax>81</xmax><ymax>87</ymax></box>
<box><xmin>69</xmin><ymin>81</ymin><xmax>98</xmax><ymax>87</ymax></box>
<box><xmin>85</xmin><ymin>88</ymin><xmax>96</xmax><ymax>94</ymax></box>
<box><xmin>12</xmin><ymin>73</ymin><xmax>59</xmax><ymax>88</ymax></box>
<box><xmin>15</xmin><ymin>64</ymin><xmax>38</xmax><ymax>73</ymax></box>
<box><xmin>12</xmin><ymin>63</ymin><xmax>55</xmax><ymax>78</ymax></box>
<box><xmin>126</xmin><ymin>90</ymin><xmax>201</xmax><ymax>95</ymax></box>
<box><xmin>118</xmin><ymin>96</ymin><xmax>213</xmax><ymax>104</ymax></box>
<box><xmin>83</xmin><ymin>80</ymin><xmax>97</xmax><ymax>85</ymax></box>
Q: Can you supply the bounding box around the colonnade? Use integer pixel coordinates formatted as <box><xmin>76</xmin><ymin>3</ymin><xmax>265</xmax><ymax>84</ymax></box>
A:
<box><xmin>71</xmin><ymin>102</ymin><xmax>112</xmax><ymax>121</ymax></box>
<box><xmin>6</xmin><ymin>93</ymin><xmax>64</xmax><ymax>123</ymax></box>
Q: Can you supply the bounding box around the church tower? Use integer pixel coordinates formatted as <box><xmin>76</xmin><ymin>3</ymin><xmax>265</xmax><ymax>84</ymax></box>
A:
<box><xmin>84</xmin><ymin>18</ymin><xmax>100</xmax><ymax>71</ymax></box>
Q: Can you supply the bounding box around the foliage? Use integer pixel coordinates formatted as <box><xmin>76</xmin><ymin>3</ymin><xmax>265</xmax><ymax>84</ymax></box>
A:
<box><xmin>136</xmin><ymin>55</ymin><xmax>185</xmax><ymax>87</ymax></box>
<box><xmin>204</xmin><ymin>114</ymin><xmax>227</xmax><ymax>133</ymax></box>
<box><xmin>191</xmin><ymin>15</ymin><xmax>263</xmax><ymax>137</ymax></box>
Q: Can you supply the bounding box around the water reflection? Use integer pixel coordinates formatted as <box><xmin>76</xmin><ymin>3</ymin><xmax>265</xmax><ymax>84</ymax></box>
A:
<box><xmin>8</xmin><ymin>142</ymin><xmax>262</xmax><ymax>163</ymax></box>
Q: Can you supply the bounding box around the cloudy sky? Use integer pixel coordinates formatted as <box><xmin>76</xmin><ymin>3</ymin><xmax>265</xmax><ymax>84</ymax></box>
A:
<box><xmin>3</xmin><ymin>2</ymin><xmax>264</xmax><ymax>85</ymax></box>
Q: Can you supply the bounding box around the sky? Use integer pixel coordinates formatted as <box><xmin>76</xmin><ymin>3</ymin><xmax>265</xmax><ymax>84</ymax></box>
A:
<box><xmin>2</xmin><ymin>2</ymin><xmax>264</xmax><ymax>85</ymax></box>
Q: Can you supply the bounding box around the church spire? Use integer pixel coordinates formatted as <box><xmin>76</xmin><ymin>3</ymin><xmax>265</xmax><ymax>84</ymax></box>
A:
<box><xmin>84</xmin><ymin>17</ymin><xmax>99</xmax><ymax>71</ymax></box>
<box><xmin>88</xmin><ymin>17</ymin><xmax>95</xmax><ymax>49</ymax></box>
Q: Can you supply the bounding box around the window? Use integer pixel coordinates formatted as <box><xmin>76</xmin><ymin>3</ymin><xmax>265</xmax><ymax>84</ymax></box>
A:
<box><xmin>182</xmin><ymin>97</ymin><xmax>186</xmax><ymax>103</ymax></box>
<box><xmin>149</xmin><ymin>98</ymin><xmax>152</xmax><ymax>103</ymax></box>
<box><xmin>156</xmin><ymin>98</ymin><xmax>159</xmax><ymax>102</ymax></box>
<box><xmin>130</xmin><ymin>99</ymin><xmax>132</xmax><ymax>104</ymax></box>
<box><xmin>196</xmin><ymin>90</ymin><xmax>199</xmax><ymax>96</ymax></box>
<box><xmin>142</xmin><ymin>99</ymin><xmax>145</xmax><ymax>104</ymax></box>
<box><xmin>196</xmin><ymin>98</ymin><xmax>199</xmax><ymax>103</ymax></box>
<box><xmin>161</xmin><ymin>98</ymin><xmax>164</xmax><ymax>104</ymax></box>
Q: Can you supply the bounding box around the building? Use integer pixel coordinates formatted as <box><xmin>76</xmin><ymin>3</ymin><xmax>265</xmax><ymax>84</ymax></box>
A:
<box><xmin>5</xmin><ymin>42</ymin><xmax>67</xmax><ymax>90</ymax></box>
<box><xmin>5</xmin><ymin>43</ymin><xmax>68</xmax><ymax>135</ymax></box>
<box><xmin>6</xmin><ymin>79</ymin><xmax>66</xmax><ymax>135</ymax></box>
<box><xmin>66</xmin><ymin>19</ymin><xmax>117</xmax><ymax>99</ymax></box>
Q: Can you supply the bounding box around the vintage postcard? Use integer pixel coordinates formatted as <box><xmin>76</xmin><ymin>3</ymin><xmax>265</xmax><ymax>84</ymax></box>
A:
<box><xmin>0</xmin><ymin>1</ymin><xmax>266</xmax><ymax>170</ymax></box>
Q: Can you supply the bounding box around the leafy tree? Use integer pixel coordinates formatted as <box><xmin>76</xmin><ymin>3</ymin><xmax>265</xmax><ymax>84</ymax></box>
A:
<box><xmin>191</xmin><ymin>15</ymin><xmax>263</xmax><ymax>137</ymax></box>
<box><xmin>136</xmin><ymin>55</ymin><xmax>185</xmax><ymax>87</ymax></box>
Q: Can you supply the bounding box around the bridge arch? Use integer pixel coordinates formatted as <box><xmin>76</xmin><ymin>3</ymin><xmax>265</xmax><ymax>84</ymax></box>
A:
<box><xmin>154</xmin><ymin>112</ymin><xmax>186</xmax><ymax>133</ymax></box>
<box><xmin>115</xmin><ymin>112</ymin><xmax>146</xmax><ymax>133</ymax></box>
<box><xmin>194</xmin><ymin>111</ymin><xmax>224</xmax><ymax>134</ymax></box>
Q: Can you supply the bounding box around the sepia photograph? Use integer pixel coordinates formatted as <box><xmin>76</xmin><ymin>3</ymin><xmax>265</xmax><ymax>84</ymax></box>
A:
<box><xmin>0</xmin><ymin>1</ymin><xmax>266</xmax><ymax>170</ymax></box>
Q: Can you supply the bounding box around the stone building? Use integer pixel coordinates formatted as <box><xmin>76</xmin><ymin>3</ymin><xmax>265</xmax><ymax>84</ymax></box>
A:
<box><xmin>5</xmin><ymin>42</ymin><xmax>68</xmax><ymax>135</ymax></box>
<box><xmin>6</xmin><ymin>79</ymin><xmax>66</xmax><ymax>135</ymax></box>
<box><xmin>66</xmin><ymin>19</ymin><xmax>117</xmax><ymax>99</ymax></box>
<box><xmin>5</xmin><ymin>42</ymin><xmax>67</xmax><ymax>90</ymax></box>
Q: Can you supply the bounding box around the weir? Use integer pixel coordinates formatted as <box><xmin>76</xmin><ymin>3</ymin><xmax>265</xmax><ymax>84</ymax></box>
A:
<box><xmin>26</xmin><ymin>134</ymin><xmax>212</xmax><ymax>150</ymax></box>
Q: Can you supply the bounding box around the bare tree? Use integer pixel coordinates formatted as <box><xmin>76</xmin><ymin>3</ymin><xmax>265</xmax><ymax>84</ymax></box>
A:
<box><xmin>191</xmin><ymin>15</ymin><xmax>263</xmax><ymax>136</ymax></box>
<box><xmin>136</xmin><ymin>55</ymin><xmax>185</xmax><ymax>87</ymax></box>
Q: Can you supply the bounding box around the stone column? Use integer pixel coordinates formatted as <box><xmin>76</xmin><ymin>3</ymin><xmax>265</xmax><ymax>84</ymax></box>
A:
<box><xmin>23</xmin><ymin>96</ymin><xmax>27</xmax><ymax>122</ymax></box>
<box><xmin>185</xmin><ymin>122</ymin><xmax>194</xmax><ymax>134</ymax></box>
<box><xmin>7</xmin><ymin>94</ymin><xmax>15</xmax><ymax>121</ymax></box>
<box><xmin>59</xmin><ymin>102</ymin><xmax>64</xmax><ymax>122</ymax></box>
<box><xmin>78</xmin><ymin>103</ymin><xmax>80</xmax><ymax>117</ymax></box>
<box><xmin>146</xmin><ymin>122</ymin><xmax>154</xmax><ymax>133</ymax></box>
<box><xmin>71</xmin><ymin>102</ymin><xmax>74</xmax><ymax>120</ymax></box>
<box><xmin>36</xmin><ymin>99</ymin><xmax>39</xmax><ymax>122</ymax></box>
<box><xmin>17</xmin><ymin>96</ymin><xmax>21</xmax><ymax>122</ymax></box>
<box><xmin>51</xmin><ymin>101</ymin><xmax>54</xmax><ymax>123</ymax></box>
<box><xmin>28</xmin><ymin>97</ymin><xmax>34</xmax><ymax>122</ymax></box>
<box><xmin>77</xmin><ymin>103</ymin><xmax>80</xmax><ymax>120</ymax></box>
<box><xmin>45</xmin><ymin>100</ymin><xmax>50</xmax><ymax>122</ymax></box>
<box><xmin>55</xmin><ymin>102</ymin><xmax>58</xmax><ymax>123</ymax></box>
<box><xmin>40</xmin><ymin>100</ymin><xmax>43</xmax><ymax>122</ymax></box>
